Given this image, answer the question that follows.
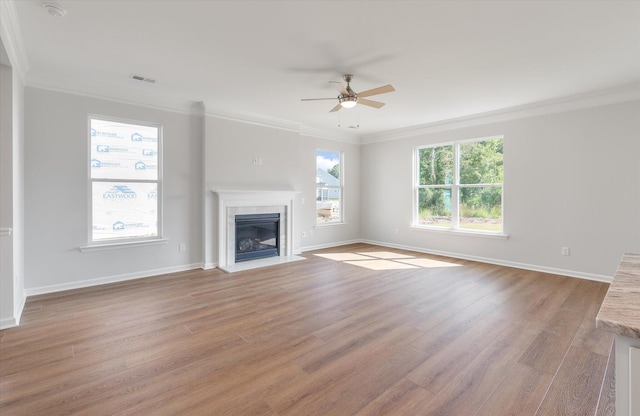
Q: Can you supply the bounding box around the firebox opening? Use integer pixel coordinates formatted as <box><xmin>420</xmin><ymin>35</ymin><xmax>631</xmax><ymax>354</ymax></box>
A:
<box><xmin>235</xmin><ymin>213</ymin><xmax>280</xmax><ymax>263</ymax></box>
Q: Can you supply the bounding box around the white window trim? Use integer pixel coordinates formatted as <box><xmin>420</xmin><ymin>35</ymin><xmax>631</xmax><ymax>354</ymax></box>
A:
<box><xmin>316</xmin><ymin>150</ymin><xmax>345</xmax><ymax>226</ymax></box>
<box><xmin>79</xmin><ymin>238</ymin><xmax>169</xmax><ymax>252</ymax></box>
<box><xmin>86</xmin><ymin>114</ymin><xmax>164</xmax><ymax>247</ymax></box>
<box><xmin>413</xmin><ymin>135</ymin><xmax>504</xmax><ymax>236</ymax></box>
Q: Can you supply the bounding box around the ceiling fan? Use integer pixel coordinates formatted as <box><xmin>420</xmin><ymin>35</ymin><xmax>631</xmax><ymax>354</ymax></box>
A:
<box><xmin>301</xmin><ymin>74</ymin><xmax>395</xmax><ymax>112</ymax></box>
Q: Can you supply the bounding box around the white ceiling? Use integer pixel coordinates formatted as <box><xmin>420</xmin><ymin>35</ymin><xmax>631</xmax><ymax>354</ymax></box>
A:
<box><xmin>9</xmin><ymin>0</ymin><xmax>640</xmax><ymax>138</ymax></box>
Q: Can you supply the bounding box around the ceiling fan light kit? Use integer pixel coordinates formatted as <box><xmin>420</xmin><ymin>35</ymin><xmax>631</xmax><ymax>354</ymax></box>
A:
<box><xmin>339</xmin><ymin>95</ymin><xmax>358</xmax><ymax>108</ymax></box>
<box><xmin>301</xmin><ymin>74</ymin><xmax>395</xmax><ymax>112</ymax></box>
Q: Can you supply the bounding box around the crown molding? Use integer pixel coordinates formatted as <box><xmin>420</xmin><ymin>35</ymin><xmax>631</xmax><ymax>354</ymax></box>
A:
<box><xmin>299</xmin><ymin>125</ymin><xmax>360</xmax><ymax>144</ymax></box>
<box><xmin>25</xmin><ymin>68</ymin><xmax>352</xmax><ymax>143</ymax></box>
<box><xmin>0</xmin><ymin>0</ymin><xmax>29</xmax><ymax>80</ymax></box>
<box><xmin>360</xmin><ymin>83</ymin><xmax>640</xmax><ymax>144</ymax></box>
<box><xmin>204</xmin><ymin>106</ymin><xmax>300</xmax><ymax>133</ymax></box>
<box><xmin>204</xmin><ymin>105</ymin><xmax>360</xmax><ymax>144</ymax></box>
<box><xmin>21</xmin><ymin>54</ymin><xmax>639</xmax><ymax>146</ymax></box>
<box><xmin>25</xmin><ymin>69</ymin><xmax>200</xmax><ymax>115</ymax></box>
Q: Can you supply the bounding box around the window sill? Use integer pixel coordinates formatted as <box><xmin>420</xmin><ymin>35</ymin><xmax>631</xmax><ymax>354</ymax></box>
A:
<box><xmin>79</xmin><ymin>238</ymin><xmax>169</xmax><ymax>252</ymax></box>
<box><xmin>410</xmin><ymin>225</ymin><xmax>509</xmax><ymax>240</ymax></box>
<box><xmin>315</xmin><ymin>221</ymin><xmax>347</xmax><ymax>228</ymax></box>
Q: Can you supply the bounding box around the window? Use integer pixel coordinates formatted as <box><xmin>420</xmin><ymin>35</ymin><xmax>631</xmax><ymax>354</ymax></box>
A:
<box><xmin>89</xmin><ymin>116</ymin><xmax>161</xmax><ymax>243</ymax></box>
<box><xmin>316</xmin><ymin>150</ymin><xmax>343</xmax><ymax>224</ymax></box>
<box><xmin>415</xmin><ymin>136</ymin><xmax>503</xmax><ymax>233</ymax></box>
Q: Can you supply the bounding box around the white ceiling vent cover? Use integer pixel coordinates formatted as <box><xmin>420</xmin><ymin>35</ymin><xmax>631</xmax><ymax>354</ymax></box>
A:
<box><xmin>41</xmin><ymin>2</ymin><xmax>67</xmax><ymax>17</ymax></box>
<box><xmin>130</xmin><ymin>75</ymin><xmax>156</xmax><ymax>84</ymax></box>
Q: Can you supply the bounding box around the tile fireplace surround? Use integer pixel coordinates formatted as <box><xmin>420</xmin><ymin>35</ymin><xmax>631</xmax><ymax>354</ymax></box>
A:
<box><xmin>212</xmin><ymin>190</ymin><xmax>304</xmax><ymax>273</ymax></box>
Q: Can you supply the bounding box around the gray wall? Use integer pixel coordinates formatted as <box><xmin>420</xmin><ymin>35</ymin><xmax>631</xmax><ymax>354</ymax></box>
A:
<box><xmin>23</xmin><ymin>88</ymin><xmax>203</xmax><ymax>293</ymax></box>
<box><xmin>14</xmin><ymin>86</ymin><xmax>640</xmax><ymax>305</ymax></box>
<box><xmin>0</xmin><ymin>39</ymin><xmax>25</xmax><ymax>329</ymax></box>
<box><xmin>360</xmin><ymin>99</ymin><xmax>640</xmax><ymax>279</ymax></box>
<box><xmin>203</xmin><ymin>116</ymin><xmax>361</xmax><ymax>266</ymax></box>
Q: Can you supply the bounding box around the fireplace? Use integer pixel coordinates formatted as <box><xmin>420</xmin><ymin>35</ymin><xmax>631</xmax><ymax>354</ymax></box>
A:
<box><xmin>235</xmin><ymin>213</ymin><xmax>280</xmax><ymax>262</ymax></box>
<box><xmin>212</xmin><ymin>189</ymin><xmax>304</xmax><ymax>273</ymax></box>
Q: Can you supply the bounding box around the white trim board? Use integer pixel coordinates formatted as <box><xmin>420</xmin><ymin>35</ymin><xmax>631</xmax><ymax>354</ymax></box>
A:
<box><xmin>0</xmin><ymin>292</ymin><xmax>25</xmax><ymax>330</ymax></box>
<box><xmin>24</xmin><ymin>263</ymin><xmax>204</xmax><ymax>297</ymax></box>
<box><xmin>301</xmin><ymin>239</ymin><xmax>612</xmax><ymax>283</ymax></box>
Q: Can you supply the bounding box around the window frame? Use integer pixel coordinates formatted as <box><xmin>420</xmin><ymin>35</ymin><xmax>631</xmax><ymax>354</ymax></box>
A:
<box><xmin>413</xmin><ymin>136</ymin><xmax>504</xmax><ymax>236</ymax></box>
<box><xmin>87</xmin><ymin>114</ymin><xmax>164</xmax><ymax>246</ymax></box>
<box><xmin>315</xmin><ymin>149</ymin><xmax>345</xmax><ymax>226</ymax></box>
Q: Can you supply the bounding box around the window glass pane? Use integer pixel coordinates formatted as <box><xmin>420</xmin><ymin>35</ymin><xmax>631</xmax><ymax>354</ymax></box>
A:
<box><xmin>92</xmin><ymin>182</ymin><xmax>158</xmax><ymax>241</ymax></box>
<box><xmin>459</xmin><ymin>138</ymin><xmax>503</xmax><ymax>185</ymax></box>
<box><xmin>316</xmin><ymin>150</ymin><xmax>342</xmax><ymax>223</ymax></box>
<box><xmin>417</xmin><ymin>187</ymin><xmax>452</xmax><ymax>227</ymax></box>
<box><xmin>459</xmin><ymin>186</ymin><xmax>502</xmax><ymax>232</ymax></box>
<box><xmin>91</xmin><ymin>119</ymin><xmax>158</xmax><ymax>180</ymax></box>
<box><xmin>418</xmin><ymin>145</ymin><xmax>454</xmax><ymax>185</ymax></box>
<box><xmin>316</xmin><ymin>188</ymin><xmax>341</xmax><ymax>223</ymax></box>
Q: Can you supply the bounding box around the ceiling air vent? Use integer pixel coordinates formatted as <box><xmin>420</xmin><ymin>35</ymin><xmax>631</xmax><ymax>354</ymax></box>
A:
<box><xmin>42</xmin><ymin>2</ymin><xmax>67</xmax><ymax>17</ymax></box>
<box><xmin>130</xmin><ymin>74</ymin><xmax>156</xmax><ymax>84</ymax></box>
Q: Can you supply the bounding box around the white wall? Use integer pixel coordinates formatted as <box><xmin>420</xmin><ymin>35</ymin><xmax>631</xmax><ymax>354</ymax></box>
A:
<box><xmin>0</xmin><ymin>39</ymin><xmax>26</xmax><ymax>329</ymax></box>
<box><xmin>203</xmin><ymin>116</ymin><xmax>361</xmax><ymax>266</ymax></box>
<box><xmin>23</xmin><ymin>88</ymin><xmax>203</xmax><ymax>294</ymax></box>
<box><xmin>360</xmin><ymin>99</ymin><xmax>640</xmax><ymax>280</ymax></box>
<box><xmin>0</xmin><ymin>62</ymin><xmax>15</xmax><ymax>325</ymax></box>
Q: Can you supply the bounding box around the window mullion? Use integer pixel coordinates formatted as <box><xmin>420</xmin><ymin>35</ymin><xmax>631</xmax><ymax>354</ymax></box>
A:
<box><xmin>452</xmin><ymin>144</ymin><xmax>460</xmax><ymax>229</ymax></box>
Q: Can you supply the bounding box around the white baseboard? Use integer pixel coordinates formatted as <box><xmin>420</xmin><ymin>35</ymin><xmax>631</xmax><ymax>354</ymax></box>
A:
<box><xmin>25</xmin><ymin>263</ymin><xmax>205</xmax><ymax>297</ymax></box>
<box><xmin>0</xmin><ymin>316</ymin><xmax>18</xmax><ymax>330</ymax></box>
<box><xmin>303</xmin><ymin>238</ymin><xmax>611</xmax><ymax>283</ymax></box>
<box><xmin>16</xmin><ymin>238</ymin><xmax>611</xmax><ymax>319</ymax></box>
<box><xmin>0</xmin><ymin>292</ymin><xmax>27</xmax><ymax>330</ymax></box>
<box><xmin>359</xmin><ymin>239</ymin><xmax>612</xmax><ymax>283</ymax></box>
<box><xmin>300</xmin><ymin>239</ymin><xmax>363</xmax><ymax>253</ymax></box>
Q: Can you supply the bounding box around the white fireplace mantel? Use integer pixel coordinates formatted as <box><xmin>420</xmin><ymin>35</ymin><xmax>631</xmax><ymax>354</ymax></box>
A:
<box><xmin>211</xmin><ymin>189</ymin><xmax>303</xmax><ymax>272</ymax></box>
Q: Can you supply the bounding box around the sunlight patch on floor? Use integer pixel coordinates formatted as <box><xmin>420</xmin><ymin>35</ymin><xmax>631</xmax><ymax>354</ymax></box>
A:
<box><xmin>345</xmin><ymin>259</ymin><xmax>419</xmax><ymax>270</ymax></box>
<box><xmin>395</xmin><ymin>258</ymin><xmax>461</xmax><ymax>268</ymax></box>
<box><xmin>314</xmin><ymin>251</ymin><xmax>462</xmax><ymax>270</ymax></box>
<box><xmin>314</xmin><ymin>253</ymin><xmax>376</xmax><ymax>262</ymax></box>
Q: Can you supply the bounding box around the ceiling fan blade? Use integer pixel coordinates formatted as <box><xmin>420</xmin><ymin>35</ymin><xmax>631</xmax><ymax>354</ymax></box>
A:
<box><xmin>357</xmin><ymin>84</ymin><xmax>395</xmax><ymax>98</ymax></box>
<box><xmin>301</xmin><ymin>98</ymin><xmax>337</xmax><ymax>101</ymax></box>
<box><xmin>329</xmin><ymin>81</ymin><xmax>348</xmax><ymax>95</ymax></box>
<box><xmin>358</xmin><ymin>98</ymin><xmax>385</xmax><ymax>109</ymax></box>
<box><xmin>329</xmin><ymin>103</ymin><xmax>342</xmax><ymax>112</ymax></box>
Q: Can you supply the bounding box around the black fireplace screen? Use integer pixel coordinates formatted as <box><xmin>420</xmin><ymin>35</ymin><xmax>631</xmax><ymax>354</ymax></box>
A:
<box><xmin>235</xmin><ymin>213</ymin><xmax>280</xmax><ymax>262</ymax></box>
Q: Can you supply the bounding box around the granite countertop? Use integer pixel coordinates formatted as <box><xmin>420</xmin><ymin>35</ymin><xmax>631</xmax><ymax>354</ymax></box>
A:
<box><xmin>596</xmin><ymin>253</ymin><xmax>640</xmax><ymax>339</ymax></box>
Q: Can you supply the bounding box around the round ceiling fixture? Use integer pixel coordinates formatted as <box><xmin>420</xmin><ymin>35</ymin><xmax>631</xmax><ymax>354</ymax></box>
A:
<box><xmin>42</xmin><ymin>2</ymin><xmax>67</xmax><ymax>17</ymax></box>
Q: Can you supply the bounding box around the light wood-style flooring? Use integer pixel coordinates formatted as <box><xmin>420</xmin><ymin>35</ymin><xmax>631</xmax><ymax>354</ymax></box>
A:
<box><xmin>0</xmin><ymin>243</ymin><xmax>616</xmax><ymax>415</ymax></box>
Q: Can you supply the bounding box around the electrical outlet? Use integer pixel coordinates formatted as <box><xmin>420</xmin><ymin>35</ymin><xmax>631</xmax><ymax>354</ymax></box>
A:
<box><xmin>561</xmin><ymin>247</ymin><xmax>570</xmax><ymax>256</ymax></box>
<box><xmin>179</xmin><ymin>243</ymin><xmax>186</xmax><ymax>252</ymax></box>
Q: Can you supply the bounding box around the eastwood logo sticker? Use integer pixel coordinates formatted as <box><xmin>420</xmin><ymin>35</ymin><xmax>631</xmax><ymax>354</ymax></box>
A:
<box><xmin>112</xmin><ymin>221</ymin><xmax>147</xmax><ymax>231</ymax></box>
<box><xmin>91</xmin><ymin>128</ymin><xmax>121</xmax><ymax>139</ymax></box>
<box><xmin>91</xmin><ymin>159</ymin><xmax>122</xmax><ymax>169</ymax></box>
<box><xmin>131</xmin><ymin>133</ymin><xmax>156</xmax><ymax>142</ymax></box>
<box><xmin>103</xmin><ymin>185</ymin><xmax>137</xmax><ymax>199</ymax></box>
<box><xmin>96</xmin><ymin>145</ymin><xmax>129</xmax><ymax>153</ymax></box>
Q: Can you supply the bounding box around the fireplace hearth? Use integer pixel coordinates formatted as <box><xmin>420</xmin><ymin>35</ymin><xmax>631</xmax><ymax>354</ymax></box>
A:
<box><xmin>235</xmin><ymin>213</ymin><xmax>280</xmax><ymax>262</ymax></box>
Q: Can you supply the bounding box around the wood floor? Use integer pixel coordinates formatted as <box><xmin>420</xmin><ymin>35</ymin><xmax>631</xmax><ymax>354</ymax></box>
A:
<box><xmin>1</xmin><ymin>243</ymin><xmax>616</xmax><ymax>415</ymax></box>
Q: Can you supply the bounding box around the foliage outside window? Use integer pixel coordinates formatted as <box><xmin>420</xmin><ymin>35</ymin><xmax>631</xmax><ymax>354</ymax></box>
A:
<box><xmin>316</xmin><ymin>150</ymin><xmax>343</xmax><ymax>224</ymax></box>
<box><xmin>415</xmin><ymin>137</ymin><xmax>503</xmax><ymax>233</ymax></box>
<box><xmin>90</xmin><ymin>117</ymin><xmax>162</xmax><ymax>242</ymax></box>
